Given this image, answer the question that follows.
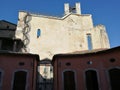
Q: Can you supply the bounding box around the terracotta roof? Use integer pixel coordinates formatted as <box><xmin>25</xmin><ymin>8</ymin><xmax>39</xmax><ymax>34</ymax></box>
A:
<box><xmin>52</xmin><ymin>46</ymin><xmax>120</xmax><ymax>63</ymax></box>
<box><xmin>69</xmin><ymin>48</ymin><xmax>107</xmax><ymax>54</ymax></box>
<box><xmin>0</xmin><ymin>51</ymin><xmax>40</xmax><ymax>62</ymax></box>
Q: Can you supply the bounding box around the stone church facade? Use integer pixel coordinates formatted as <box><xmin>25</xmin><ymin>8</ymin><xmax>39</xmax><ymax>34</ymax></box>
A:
<box><xmin>15</xmin><ymin>2</ymin><xmax>110</xmax><ymax>80</ymax></box>
<box><xmin>16</xmin><ymin>3</ymin><xmax>110</xmax><ymax>60</ymax></box>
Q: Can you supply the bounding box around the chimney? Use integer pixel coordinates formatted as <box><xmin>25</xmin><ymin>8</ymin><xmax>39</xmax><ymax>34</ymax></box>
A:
<box><xmin>64</xmin><ymin>3</ymin><xmax>70</xmax><ymax>15</ymax></box>
<box><xmin>75</xmin><ymin>3</ymin><xmax>81</xmax><ymax>14</ymax></box>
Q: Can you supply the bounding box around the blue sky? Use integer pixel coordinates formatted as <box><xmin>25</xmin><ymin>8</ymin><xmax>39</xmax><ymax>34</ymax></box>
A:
<box><xmin>0</xmin><ymin>0</ymin><xmax>120</xmax><ymax>48</ymax></box>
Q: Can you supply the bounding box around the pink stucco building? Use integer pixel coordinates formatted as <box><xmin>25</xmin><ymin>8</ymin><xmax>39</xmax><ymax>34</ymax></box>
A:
<box><xmin>52</xmin><ymin>46</ymin><xmax>120</xmax><ymax>90</ymax></box>
<box><xmin>0</xmin><ymin>52</ymin><xmax>39</xmax><ymax>90</ymax></box>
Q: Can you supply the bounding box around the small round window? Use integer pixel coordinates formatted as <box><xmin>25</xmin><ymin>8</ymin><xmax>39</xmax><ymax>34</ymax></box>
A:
<box><xmin>87</xmin><ymin>61</ymin><xmax>92</xmax><ymax>65</ymax></box>
<box><xmin>109</xmin><ymin>58</ymin><xmax>116</xmax><ymax>63</ymax></box>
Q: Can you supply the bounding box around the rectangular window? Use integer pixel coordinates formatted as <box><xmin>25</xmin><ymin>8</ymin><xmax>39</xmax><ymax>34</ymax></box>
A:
<box><xmin>43</xmin><ymin>67</ymin><xmax>48</xmax><ymax>78</ymax></box>
<box><xmin>87</xmin><ymin>34</ymin><xmax>92</xmax><ymax>50</ymax></box>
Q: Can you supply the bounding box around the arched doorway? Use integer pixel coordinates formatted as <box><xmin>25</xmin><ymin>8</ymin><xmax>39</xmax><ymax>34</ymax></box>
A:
<box><xmin>85</xmin><ymin>70</ymin><xmax>99</xmax><ymax>90</ymax></box>
<box><xmin>63</xmin><ymin>70</ymin><xmax>76</xmax><ymax>90</ymax></box>
<box><xmin>109</xmin><ymin>68</ymin><xmax>120</xmax><ymax>90</ymax></box>
<box><xmin>13</xmin><ymin>71</ymin><xmax>27</xmax><ymax>90</ymax></box>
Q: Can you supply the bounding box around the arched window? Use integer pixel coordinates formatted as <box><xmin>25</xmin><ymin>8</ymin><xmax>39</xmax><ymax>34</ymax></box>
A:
<box><xmin>85</xmin><ymin>70</ymin><xmax>99</xmax><ymax>90</ymax></box>
<box><xmin>37</xmin><ymin>29</ymin><xmax>41</xmax><ymax>38</ymax></box>
<box><xmin>13</xmin><ymin>71</ymin><xmax>27</xmax><ymax>90</ymax></box>
<box><xmin>109</xmin><ymin>68</ymin><xmax>120</xmax><ymax>90</ymax></box>
<box><xmin>63</xmin><ymin>70</ymin><xmax>76</xmax><ymax>90</ymax></box>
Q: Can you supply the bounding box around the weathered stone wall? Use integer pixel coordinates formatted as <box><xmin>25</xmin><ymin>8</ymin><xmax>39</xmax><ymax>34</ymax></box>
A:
<box><xmin>92</xmin><ymin>25</ymin><xmax>110</xmax><ymax>49</ymax></box>
<box><xmin>16</xmin><ymin>12</ymin><xmax>110</xmax><ymax>60</ymax></box>
<box><xmin>15</xmin><ymin>2</ymin><xmax>110</xmax><ymax>81</ymax></box>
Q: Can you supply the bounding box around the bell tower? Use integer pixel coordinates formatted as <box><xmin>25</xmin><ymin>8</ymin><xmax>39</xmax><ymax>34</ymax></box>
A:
<box><xmin>64</xmin><ymin>2</ymin><xmax>81</xmax><ymax>15</ymax></box>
